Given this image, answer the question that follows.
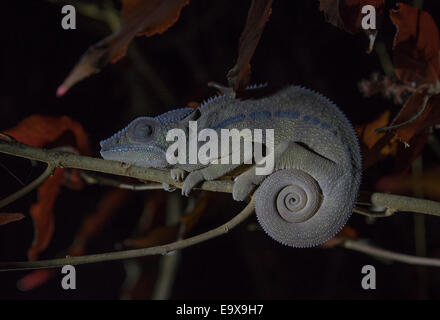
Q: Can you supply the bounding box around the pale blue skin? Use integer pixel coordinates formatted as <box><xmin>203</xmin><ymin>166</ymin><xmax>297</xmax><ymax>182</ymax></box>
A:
<box><xmin>100</xmin><ymin>85</ymin><xmax>362</xmax><ymax>247</ymax></box>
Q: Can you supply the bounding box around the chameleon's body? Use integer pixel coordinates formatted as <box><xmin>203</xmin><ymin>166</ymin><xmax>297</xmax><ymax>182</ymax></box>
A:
<box><xmin>100</xmin><ymin>85</ymin><xmax>362</xmax><ymax>247</ymax></box>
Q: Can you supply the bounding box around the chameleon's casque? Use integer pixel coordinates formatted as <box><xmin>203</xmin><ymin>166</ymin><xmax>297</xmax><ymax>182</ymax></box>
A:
<box><xmin>100</xmin><ymin>85</ymin><xmax>362</xmax><ymax>247</ymax></box>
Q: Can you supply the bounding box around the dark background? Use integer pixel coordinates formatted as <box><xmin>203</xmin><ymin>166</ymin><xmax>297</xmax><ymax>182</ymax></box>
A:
<box><xmin>1</xmin><ymin>0</ymin><xmax>440</xmax><ymax>299</ymax></box>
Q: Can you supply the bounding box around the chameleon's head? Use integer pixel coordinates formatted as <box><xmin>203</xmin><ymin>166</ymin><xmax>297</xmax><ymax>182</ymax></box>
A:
<box><xmin>100</xmin><ymin>108</ymin><xmax>198</xmax><ymax>169</ymax></box>
<box><xmin>100</xmin><ymin>116</ymin><xmax>169</xmax><ymax>168</ymax></box>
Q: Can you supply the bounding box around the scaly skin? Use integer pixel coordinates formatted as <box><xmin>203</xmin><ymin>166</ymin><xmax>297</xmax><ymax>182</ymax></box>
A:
<box><xmin>100</xmin><ymin>85</ymin><xmax>362</xmax><ymax>247</ymax></box>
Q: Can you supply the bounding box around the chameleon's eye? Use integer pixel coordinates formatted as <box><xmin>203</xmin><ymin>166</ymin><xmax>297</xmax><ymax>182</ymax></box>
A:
<box><xmin>129</xmin><ymin>119</ymin><xmax>155</xmax><ymax>142</ymax></box>
<box><xmin>137</xmin><ymin>123</ymin><xmax>152</xmax><ymax>137</ymax></box>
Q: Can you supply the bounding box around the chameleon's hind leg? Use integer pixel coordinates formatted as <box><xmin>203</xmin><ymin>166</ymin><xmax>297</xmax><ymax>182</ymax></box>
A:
<box><xmin>232</xmin><ymin>167</ymin><xmax>265</xmax><ymax>201</ymax></box>
<box><xmin>182</xmin><ymin>163</ymin><xmax>242</xmax><ymax>196</ymax></box>
<box><xmin>232</xmin><ymin>142</ymin><xmax>289</xmax><ymax>201</ymax></box>
<box><xmin>233</xmin><ymin>141</ymin><xmax>290</xmax><ymax>201</ymax></box>
<box><xmin>233</xmin><ymin>141</ymin><xmax>338</xmax><ymax>201</ymax></box>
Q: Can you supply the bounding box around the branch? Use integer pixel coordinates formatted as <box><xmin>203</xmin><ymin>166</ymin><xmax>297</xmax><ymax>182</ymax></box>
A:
<box><xmin>0</xmin><ymin>196</ymin><xmax>255</xmax><ymax>271</ymax></box>
<box><xmin>0</xmin><ymin>163</ymin><xmax>55</xmax><ymax>209</ymax></box>
<box><xmin>79</xmin><ymin>171</ymin><xmax>164</xmax><ymax>191</ymax></box>
<box><xmin>343</xmin><ymin>240</ymin><xmax>440</xmax><ymax>267</ymax></box>
<box><xmin>1</xmin><ymin>138</ymin><xmax>440</xmax><ymax>271</ymax></box>
<box><xmin>375</xmin><ymin>92</ymin><xmax>431</xmax><ymax>134</ymax></box>
<box><xmin>370</xmin><ymin>193</ymin><xmax>440</xmax><ymax>216</ymax></box>
<box><xmin>1</xmin><ymin>138</ymin><xmax>439</xmax><ymax>215</ymax></box>
<box><xmin>0</xmin><ymin>138</ymin><xmax>233</xmax><ymax>196</ymax></box>
<box><xmin>152</xmin><ymin>192</ymin><xmax>183</xmax><ymax>300</ymax></box>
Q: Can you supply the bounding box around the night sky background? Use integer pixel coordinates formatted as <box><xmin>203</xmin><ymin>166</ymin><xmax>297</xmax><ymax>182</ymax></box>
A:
<box><xmin>1</xmin><ymin>0</ymin><xmax>440</xmax><ymax>299</ymax></box>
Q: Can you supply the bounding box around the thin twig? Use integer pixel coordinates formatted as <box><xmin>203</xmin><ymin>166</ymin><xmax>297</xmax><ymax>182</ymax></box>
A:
<box><xmin>0</xmin><ymin>164</ymin><xmax>55</xmax><ymax>209</ymax></box>
<box><xmin>374</xmin><ymin>42</ymin><xmax>394</xmax><ymax>77</ymax></box>
<box><xmin>353</xmin><ymin>206</ymin><xmax>395</xmax><ymax>218</ymax></box>
<box><xmin>1</xmin><ymin>139</ymin><xmax>439</xmax><ymax>214</ymax></box>
<box><xmin>375</xmin><ymin>93</ymin><xmax>431</xmax><ymax>133</ymax></box>
<box><xmin>354</xmin><ymin>192</ymin><xmax>440</xmax><ymax>217</ymax></box>
<box><xmin>1</xmin><ymin>139</ymin><xmax>440</xmax><ymax>271</ymax></box>
<box><xmin>371</xmin><ymin>193</ymin><xmax>440</xmax><ymax>216</ymax></box>
<box><xmin>80</xmin><ymin>171</ymin><xmax>164</xmax><ymax>191</ymax></box>
<box><xmin>343</xmin><ymin>240</ymin><xmax>440</xmax><ymax>267</ymax></box>
<box><xmin>0</xmin><ymin>197</ymin><xmax>255</xmax><ymax>271</ymax></box>
<box><xmin>152</xmin><ymin>192</ymin><xmax>182</xmax><ymax>300</ymax></box>
<box><xmin>0</xmin><ymin>139</ymin><xmax>233</xmax><ymax>195</ymax></box>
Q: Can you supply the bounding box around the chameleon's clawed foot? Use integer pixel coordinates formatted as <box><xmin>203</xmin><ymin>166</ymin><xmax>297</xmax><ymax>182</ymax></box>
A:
<box><xmin>170</xmin><ymin>168</ymin><xmax>186</xmax><ymax>182</ymax></box>
<box><xmin>162</xmin><ymin>183</ymin><xmax>176</xmax><ymax>192</ymax></box>
<box><xmin>182</xmin><ymin>171</ymin><xmax>204</xmax><ymax>197</ymax></box>
<box><xmin>233</xmin><ymin>174</ymin><xmax>257</xmax><ymax>201</ymax></box>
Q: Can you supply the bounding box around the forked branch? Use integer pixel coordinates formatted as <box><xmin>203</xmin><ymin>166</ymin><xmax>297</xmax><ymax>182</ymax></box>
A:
<box><xmin>0</xmin><ymin>197</ymin><xmax>255</xmax><ymax>271</ymax></box>
<box><xmin>1</xmin><ymin>138</ymin><xmax>440</xmax><ymax>271</ymax></box>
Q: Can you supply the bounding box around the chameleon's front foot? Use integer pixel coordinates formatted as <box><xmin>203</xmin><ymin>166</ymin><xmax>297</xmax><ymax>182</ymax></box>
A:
<box><xmin>181</xmin><ymin>171</ymin><xmax>204</xmax><ymax>197</ymax></box>
<box><xmin>163</xmin><ymin>169</ymin><xmax>187</xmax><ymax>192</ymax></box>
<box><xmin>162</xmin><ymin>183</ymin><xmax>176</xmax><ymax>192</ymax></box>
<box><xmin>170</xmin><ymin>168</ymin><xmax>186</xmax><ymax>182</ymax></box>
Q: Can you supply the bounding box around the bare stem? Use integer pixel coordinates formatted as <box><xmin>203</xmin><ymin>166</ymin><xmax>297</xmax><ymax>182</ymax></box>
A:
<box><xmin>343</xmin><ymin>240</ymin><xmax>440</xmax><ymax>267</ymax></box>
<box><xmin>0</xmin><ymin>197</ymin><xmax>255</xmax><ymax>271</ymax></box>
<box><xmin>0</xmin><ymin>164</ymin><xmax>55</xmax><ymax>209</ymax></box>
<box><xmin>371</xmin><ymin>193</ymin><xmax>440</xmax><ymax>216</ymax></box>
<box><xmin>1</xmin><ymin>139</ymin><xmax>440</xmax><ymax>271</ymax></box>
<box><xmin>79</xmin><ymin>171</ymin><xmax>164</xmax><ymax>191</ymax></box>
<box><xmin>1</xmin><ymin>138</ymin><xmax>439</xmax><ymax>214</ymax></box>
<box><xmin>375</xmin><ymin>93</ymin><xmax>431</xmax><ymax>134</ymax></box>
<box><xmin>0</xmin><ymin>139</ymin><xmax>233</xmax><ymax>195</ymax></box>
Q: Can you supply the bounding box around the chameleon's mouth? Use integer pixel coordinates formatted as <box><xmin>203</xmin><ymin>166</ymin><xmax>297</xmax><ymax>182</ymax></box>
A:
<box><xmin>100</xmin><ymin>144</ymin><xmax>169</xmax><ymax>168</ymax></box>
<box><xmin>100</xmin><ymin>144</ymin><xmax>166</xmax><ymax>154</ymax></box>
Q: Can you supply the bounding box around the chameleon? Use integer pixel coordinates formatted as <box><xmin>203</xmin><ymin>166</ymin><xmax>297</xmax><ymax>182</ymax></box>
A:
<box><xmin>100</xmin><ymin>85</ymin><xmax>362</xmax><ymax>247</ymax></box>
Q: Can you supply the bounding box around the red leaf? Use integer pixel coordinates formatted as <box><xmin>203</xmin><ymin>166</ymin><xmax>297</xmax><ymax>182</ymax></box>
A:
<box><xmin>319</xmin><ymin>0</ymin><xmax>345</xmax><ymax>30</ymax></box>
<box><xmin>320</xmin><ymin>0</ymin><xmax>385</xmax><ymax>52</ymax></box>
<box><xmin>355</xmin><ymin>111</ymin><xmax>398</xmax><ymax>170</ymax></box>
<box><xmin>393</xmin><ymin>130</ymin><xmax>430</xmax><ymax>173</ymax></box>
<box><xmin>340</xmin><ymin>0</ymin><xmax>385</xmax><ymax>35</ymax></box>
<box><xmin>57</xmin><ymin>0</ymin><xmax>190</xmax><ymax>96</ymax></box>
<box><xmin>227</xmin><ymin>0</ymin><xmax>273</xmax><ymax>91</ymax></box>
<box><xmin>27</xmin><ymin>169</ymin><xmax>64</xmax><ymax>261</ymax></box>
<box><xmin>18</xmin><ymin>189</ymin><xmax>131</xmax><ymax>290</ymax></box>
<box><xmin>391</xmin><ymin>90</ymin><xmax>440</xmax><ymax>144</ymax></box>
<box><xmin>390</xmin><ymin>3</ymin><xmax>440</xmax><ymax>85</ymax></box>
<box><xmin>3</xmin><ymin>115</ymin><xmax>92</xmax><ymax>260</ymax></box>
<box><xmin>4</xmin><ymin>115</ymin><xmax>91</xmax><ymax>155</ymax></box>
<box><xmin>0</xmin><ymin>213</ymin><xmax>25</xmax><ymax>226</ymax></box>
<box><xmin>17</xmin><ymin>269</ymin><xmax>55</xmax><ymax>291</ymax></box>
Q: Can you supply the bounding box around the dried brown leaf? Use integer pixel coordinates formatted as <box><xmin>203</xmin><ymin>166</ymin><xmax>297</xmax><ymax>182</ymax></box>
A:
<box><xmin>319</xmin><ymin>0</ymin><xmax>385</xmax><ymax>53</ymax></box>
<box><xmin>57</xmin><ymin>0</ymin><xmax>190</xmax><ymax>96</ymax></box>
<box><xmin>390</xmin><ymin>3</ymin><xmax>440</xmax><ymax>85</ymax></box>
<box><xmin>391</xmin><ymin>90</ymin><xmax>440</xmax><ymax>144</ymax></box>
<box><xmin>227</xmin><ymin>0</ymin><xmax>273</xmax><ymax>91</ymax></box>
